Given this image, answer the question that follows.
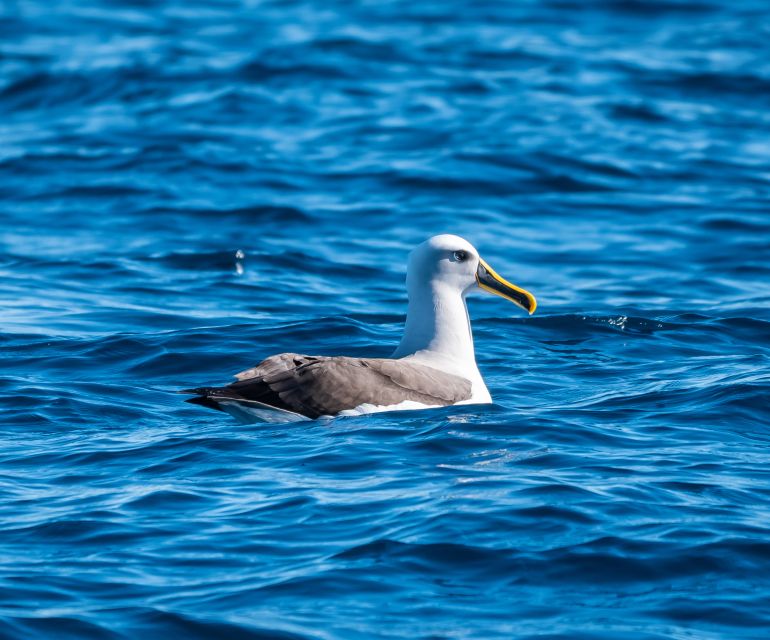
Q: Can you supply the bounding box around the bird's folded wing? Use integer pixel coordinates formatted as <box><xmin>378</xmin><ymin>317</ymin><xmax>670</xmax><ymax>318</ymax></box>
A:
<box><xmin>228</xmin><ymin>354</ymin><xmax>472</xmax><ymax>418</ymax></box>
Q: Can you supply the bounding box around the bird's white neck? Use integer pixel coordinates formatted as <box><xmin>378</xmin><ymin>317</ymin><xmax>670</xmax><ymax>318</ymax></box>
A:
<box><xmin>392</xmin><ymin>281</ymin><xmax>477</xmax><ymax>371</ymax></box>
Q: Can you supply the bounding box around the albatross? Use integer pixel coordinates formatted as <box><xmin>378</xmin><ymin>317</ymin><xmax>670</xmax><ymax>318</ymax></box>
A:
<box><xmin>183</xmin><ymin>234</ymin><xmax>536</xmax><ymax>422</ymax></box>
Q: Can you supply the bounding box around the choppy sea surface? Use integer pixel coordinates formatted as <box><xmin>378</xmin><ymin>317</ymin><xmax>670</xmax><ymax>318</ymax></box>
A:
<box><xmin>2</xmin><ymin>1</ymin><xmax>770</xmax><ymax>638</ymax></box>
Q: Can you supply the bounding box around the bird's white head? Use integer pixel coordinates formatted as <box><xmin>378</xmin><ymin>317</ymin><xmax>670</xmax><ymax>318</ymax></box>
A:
<box><xmin>406</xmin><ymin>234</ymin><xmax>537</xmax><ymax>314</ymax></box>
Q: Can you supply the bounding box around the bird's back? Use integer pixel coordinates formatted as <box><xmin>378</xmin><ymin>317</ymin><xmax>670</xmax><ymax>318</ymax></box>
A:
<box><xmin>185</xmin><ymin>352</ymin><xmax>473</xmax><ymax>419</ymax></box>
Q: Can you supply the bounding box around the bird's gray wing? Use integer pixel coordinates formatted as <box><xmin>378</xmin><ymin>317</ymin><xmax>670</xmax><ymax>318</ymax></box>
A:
<box><xmin>363</xmin><ymin>358</ymin><xmax>473</xmax><ymax>403</ymax></box>
<box><xmin>212</xmin><ymin>353</ymin><xmax>473</xmax><ymax>418</ymax></box>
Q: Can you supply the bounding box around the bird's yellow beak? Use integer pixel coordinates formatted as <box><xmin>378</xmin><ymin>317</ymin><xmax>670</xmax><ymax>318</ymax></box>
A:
<box><xmin>476</xmin><ymin>257</ymin><xmax>537</xmax><ymax>314</ymax></box>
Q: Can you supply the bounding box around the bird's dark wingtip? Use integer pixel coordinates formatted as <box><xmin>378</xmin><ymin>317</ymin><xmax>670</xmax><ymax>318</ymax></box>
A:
<box><xmin>180</xmin><ymin>387</ymin><xmax>232</xmax><ymax>412</ymax></box>
<box><xmin>185</xmin><ymin>394</ymin><xmax>226</xmax><ymax>412</ymax></box>
<box><xmin>180</xmin><ymin>387</ymin><xmax>209</xmax><ymax>395</ymax></box>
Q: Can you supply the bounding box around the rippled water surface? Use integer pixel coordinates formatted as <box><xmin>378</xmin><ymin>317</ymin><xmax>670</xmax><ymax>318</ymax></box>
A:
<box><xmin>2</xmin><ymin>1</ymin><xmax>770</xmax><ymax>638</ymax></box>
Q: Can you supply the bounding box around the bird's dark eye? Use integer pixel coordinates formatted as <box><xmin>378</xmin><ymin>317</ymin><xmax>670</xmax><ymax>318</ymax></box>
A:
<box><xmin>453</xmin><ymin>250</ymin><xmax>468</xmax><ymax>262</ymax></box>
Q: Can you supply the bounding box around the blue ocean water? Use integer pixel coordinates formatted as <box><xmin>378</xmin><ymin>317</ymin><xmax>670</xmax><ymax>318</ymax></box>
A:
<box><xmin>2</xmin><ymin>0</ymin><xmax>770</xmax><ymax>637</ymax></box>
